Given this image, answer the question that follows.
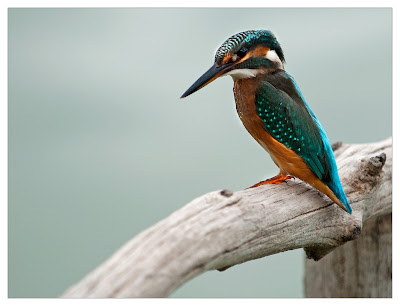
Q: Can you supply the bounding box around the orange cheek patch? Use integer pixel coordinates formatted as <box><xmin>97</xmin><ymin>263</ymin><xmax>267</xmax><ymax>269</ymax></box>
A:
<box><xmin>251</xmin><ymin>46</ymin><xmax>270</xmax><ymax>57</ymax></box>
<box><xmin>222</xmin><ymin>55</ymin><xmax>233</xmax><ymax>65</ymax></box>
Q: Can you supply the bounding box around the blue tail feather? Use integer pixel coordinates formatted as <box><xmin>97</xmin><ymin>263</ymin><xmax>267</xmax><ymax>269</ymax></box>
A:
<box><xmin>326</xmin><ymin>177</ymin><xmax>352</xmax><ymax>214</ymax></box>
<box><xmin>320</xmin><ymin>135</ymin><xmax>352</xmax><ymax>214</ymax></box>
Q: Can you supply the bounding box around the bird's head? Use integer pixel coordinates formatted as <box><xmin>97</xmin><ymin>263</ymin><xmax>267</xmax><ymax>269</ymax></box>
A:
<box><xmin>181</xmin><ymin>30</ymin><xmax>285</xmax><ymax>98</ymax></box>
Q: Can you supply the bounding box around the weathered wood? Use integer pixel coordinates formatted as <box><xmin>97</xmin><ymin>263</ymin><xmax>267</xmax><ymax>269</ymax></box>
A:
<box><xmin>61</xmin><ymin>138</ymin><xmax>392</xmax><ymax>298</ymax></box>
<box><xmin>305</xmin><ymin>214</ymin><xmax>392</xmax><ymax>297</ymax></box>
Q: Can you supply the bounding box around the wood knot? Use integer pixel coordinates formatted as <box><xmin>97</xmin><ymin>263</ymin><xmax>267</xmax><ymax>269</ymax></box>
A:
<box><xmin>220</xmin><ymin>189</ymin><xmax>233</xmax><ymax>197</ymax></box>
<box><xmin>331</xmin><ymin>141</ymin><xmax>343</xmax><ymax>152</ymax></box>
<box><xmin>366</xmin><ymin>153</ymin><xmax>386</xmax><ymax>176</ymax></box>
<box><xmin>341</xmin><ymin>223</ymin><xmax>362</xmax><ymax>242</ymax></box>
<box><xmin>353</xmin><ymin>152</ymin><xmax>386</xmax><ymax>192</ymax></box>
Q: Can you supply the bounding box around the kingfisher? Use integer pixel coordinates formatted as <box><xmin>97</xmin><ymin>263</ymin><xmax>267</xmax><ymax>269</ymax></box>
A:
<box><xmin>181</xmin><ymin>30</ymin><xmax>351</xmax><ymax>214</ymax></box>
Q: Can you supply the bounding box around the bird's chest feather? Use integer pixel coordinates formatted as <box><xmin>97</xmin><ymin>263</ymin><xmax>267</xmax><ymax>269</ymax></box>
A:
<box><xmin>233</xmin><ymin>76</ymin><xmax>273</xmax><ymax>150</ymax></box>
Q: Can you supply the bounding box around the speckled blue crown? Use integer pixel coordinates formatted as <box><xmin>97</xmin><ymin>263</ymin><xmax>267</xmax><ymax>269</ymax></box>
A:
<box><xmin>214</xmin><ymin>30</ymin><xmax>285</xmax><ymax>64</ymax></box>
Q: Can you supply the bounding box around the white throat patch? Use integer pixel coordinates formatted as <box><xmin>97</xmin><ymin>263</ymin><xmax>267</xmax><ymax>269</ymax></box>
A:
<box><xmin>265</xmin><ymin>50</ymin><xmax>283</xmax><ymax>69</ymax></box>
<box><xmin>224</xmin><ymin>68</ymin><xmax>260</xmax><ymax>81</ymax></box>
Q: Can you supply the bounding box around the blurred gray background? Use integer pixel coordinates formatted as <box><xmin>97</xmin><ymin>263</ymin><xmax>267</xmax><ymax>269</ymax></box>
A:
<box><xmin>8</xmin><ymin>8</ymin><xmax>392</xmax><ymax>298</ymax></box>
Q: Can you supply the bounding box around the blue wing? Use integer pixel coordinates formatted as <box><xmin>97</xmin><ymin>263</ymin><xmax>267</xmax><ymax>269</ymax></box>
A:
<box><xmin>255</xmin><ymin>70</ymin><xmax>351</xmax><ymax>213</ymax></box>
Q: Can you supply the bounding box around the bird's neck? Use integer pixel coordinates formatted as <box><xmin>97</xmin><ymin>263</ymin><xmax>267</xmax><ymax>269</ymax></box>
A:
<box><xmin>233</xmin><ymin>74</ymin><xmax>265</xmax><ymax>129</ymax></box>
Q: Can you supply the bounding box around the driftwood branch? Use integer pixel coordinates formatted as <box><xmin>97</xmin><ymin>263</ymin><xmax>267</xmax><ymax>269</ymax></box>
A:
<box><xmin>61</xmin><ymin>137</ymin><xmax>392</xmax><ymax>298</ymax></box>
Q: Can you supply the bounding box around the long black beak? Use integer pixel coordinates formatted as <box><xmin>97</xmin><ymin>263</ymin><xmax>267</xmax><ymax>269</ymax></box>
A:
<box><xmin>181</xmin><ymin>62</ymin><xmax>233</xmax><ymax>98</ymax></box>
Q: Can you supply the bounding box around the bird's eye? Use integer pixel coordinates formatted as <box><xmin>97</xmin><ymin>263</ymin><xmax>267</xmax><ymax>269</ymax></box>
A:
<box><xmin>236</xmin><ymin>48</ymin><xmax>248</xmax><ymax>58</ymax></box>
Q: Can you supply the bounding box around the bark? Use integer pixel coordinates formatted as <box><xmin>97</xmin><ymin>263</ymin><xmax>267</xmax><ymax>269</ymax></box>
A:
<box><xmin>61</xmin><ymin>138</ymin><xmax>392</xmax><ymax>298</ymax></box>
<box><xmin>305</xmin><ymin>213</ymin><xmax>392</xmax><ymax>297</ymax></box>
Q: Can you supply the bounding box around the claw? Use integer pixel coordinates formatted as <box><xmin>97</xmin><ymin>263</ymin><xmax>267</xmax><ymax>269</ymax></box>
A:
<box><xmin>249</xmin><ymin>174</ymin><xmax>293</xmax><ymax>188</ymax></box>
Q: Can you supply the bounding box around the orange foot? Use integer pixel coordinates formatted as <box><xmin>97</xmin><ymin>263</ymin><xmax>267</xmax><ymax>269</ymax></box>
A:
<box><xmin>249</xmin><ymin>174</ymin><xmax>294</xmax><ymax>188</ymax></box>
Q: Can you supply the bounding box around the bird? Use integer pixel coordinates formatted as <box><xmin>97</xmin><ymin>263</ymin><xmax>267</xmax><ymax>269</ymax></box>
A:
<box><xmin>180</xmin><ymin>30</ymin><xmax>351</xmax><ymax>214</ymax></box>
